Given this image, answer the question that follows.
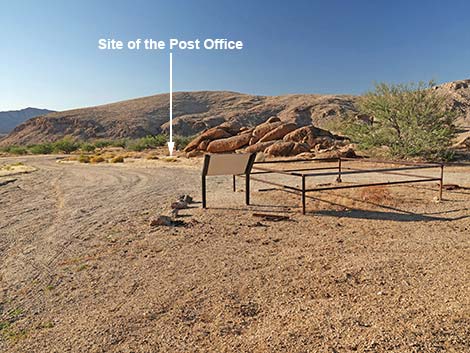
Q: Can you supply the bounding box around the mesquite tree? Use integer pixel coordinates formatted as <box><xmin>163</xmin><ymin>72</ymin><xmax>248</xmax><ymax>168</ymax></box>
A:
<box><xmin>346</xmin><ymin>81</ymin><xmax>457</xmax><ymax>160</ymax></box>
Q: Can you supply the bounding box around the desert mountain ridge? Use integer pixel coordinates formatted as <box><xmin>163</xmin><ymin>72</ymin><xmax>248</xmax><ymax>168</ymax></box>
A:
<box><xmin>1</xmin><ymin>79</ymin><xmax>469</xmax><ymax>146</ymax></box>
<box><xmin>0</xmin><ymin>107</ymin><xmax>55</xmax><ymax>135</ymax></box>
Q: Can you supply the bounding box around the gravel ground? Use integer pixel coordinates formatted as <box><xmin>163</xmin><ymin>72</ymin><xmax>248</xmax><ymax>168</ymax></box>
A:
<box><xmin>0</xmin><ymin>155</ymin><xmax>469</xmax><ymax>352</ymax></box>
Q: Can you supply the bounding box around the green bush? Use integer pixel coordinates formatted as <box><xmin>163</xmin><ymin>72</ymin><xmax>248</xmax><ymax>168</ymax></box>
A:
<box><xmin>93</xmin><ymin>140</ymin><xmax>112</xmax><ymax>149</ymax></box>
<box><xmin>7</xmin><ymin>146</ymin><xmax>28</xmax><ymax>155</ymax></box>
<box><xmin>343</xmin><ymin>81</ymin><xmax>457</xmax><ymax>161</ymax></box>
<box><xmin>29</xmin><ymin>143</ymin><xmax>53</xmax><ymax>154</ymax></box>
<box><xmin>80</xmin><ymin>143</ymin><xmax>95</xmax><ymax>152</ymax></box>
<box><xmin>174</xmin><ymin>135</ymin><xmax>194</xmax><ymax>150</ymax></box>
<box><xmin>52</xmin><ymin>138</ymin><xmax>79</xmax><ymax>154</ymax></box>
<box><xmin>126</xmin><ymin>135</ymin><xmax>167</xmax><ymax>151</ymax></box>
<box><xmin>110</xmin><ymin>139</ymin><xmax>128</xmax><ymax>148</ymax></box>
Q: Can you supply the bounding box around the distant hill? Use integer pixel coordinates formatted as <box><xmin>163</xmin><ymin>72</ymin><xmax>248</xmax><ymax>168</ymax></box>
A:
<box><xmin>0</xmin><ymin>92</ymin><xmax>356</xmax><ymax>146</ymax></box>
<box><xmin>1</xmin><ymin>79</ymin><xmax>469</xmax><ymax>146</ymax></box>
<box><xmin>0</xmin><ymin>108</ymin><xmax>55</xmax><ymax>134</ymax></box>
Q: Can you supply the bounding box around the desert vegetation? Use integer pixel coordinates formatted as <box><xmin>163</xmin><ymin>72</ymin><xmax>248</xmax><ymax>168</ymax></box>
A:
<box><xmin>341</xmin><ymin>81</ymin><xmax>457</xmax><ymax>161</ymax></box>
<box><xmin>0</xmin><ymin>134</ymin><xmax>193</xmax><ymax>156</ymax></box>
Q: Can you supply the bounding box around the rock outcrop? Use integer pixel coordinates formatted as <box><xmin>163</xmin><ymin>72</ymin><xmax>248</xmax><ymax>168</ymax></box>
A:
<box><xmin>184</xmin><ymin>118</ymin><xmax>353</xmax><ymax>157</ymax></box>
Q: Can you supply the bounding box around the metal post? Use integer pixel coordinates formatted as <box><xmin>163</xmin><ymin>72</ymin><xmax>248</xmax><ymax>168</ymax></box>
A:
<box><xmin>202</xmin><ymin>175</ymin><xmax>207</xmax><ymax>208</ymax></box>
<box><xmin>245</xmin><ymin>173</ymin><xmax>250</xmax><ymax>205</ymax></box>
<box><xmin>336</xmin><ymin>158</ymin><xmax>342</xmax><ymax>183</ymax></box>
<box><xmin>233</xmin><ymin>175</ymin><xmax>236</xmax><ymax>192</ymax></box>
<box><xmin>439</xmin><ymin>164</ymin><xmax>444</xmax><ymax>201</ymax></box>
<box><xmin>301</xmin><ymin>175</ymin><xmax>306</xmax><ymax>215</ymax></box>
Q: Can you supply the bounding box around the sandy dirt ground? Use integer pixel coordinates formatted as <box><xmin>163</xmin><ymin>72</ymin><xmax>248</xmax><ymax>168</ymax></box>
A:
<box><xmin>0</xmin><ymin>155</ymin><xmax>469</xmax><ymax>352</ymax></box>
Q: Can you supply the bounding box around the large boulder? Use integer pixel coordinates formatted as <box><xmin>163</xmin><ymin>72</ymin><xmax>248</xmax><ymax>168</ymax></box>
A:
<box><xmin>244</xmin><ymin>141</ymin><xmax>277</xmax><ymax>153</ymax></box>
<box><xmin>259</xmin><ymin>123</ymin><xmax>298</xmax><ymax>143</ymax></box>
<box><xmin>198</xmin><ymin>139</ymin><xmax>210</xmax><ymax>150</ymax></box>
<box><xmin>291</xmin><ymin>142</ymin><xmax>311</xmax><ymax>155</ymax></box>
<box><xmin>283</xmin><ymin>126</ymin><xmax>334</xmax><ymax>148</ymax></box>
<box><xmin>206</xmin><ymin>133</ymin><xmax>251</xmax><ymax>153</ymax></box>
<box><xmin>251</xmin><ymin>121</ymin><xmax>283</xmax><ymax>144</ymax></box>
<box><xmin>184</xmin><ymin>127</ymin><xmax>232</xmax><ymax>152</ymax></box>
<box><xmin>264</xmin><ymin>141</ymin><xmax>295</xmax><ymax>156</ymax></box>
<box><xmin>264</xmin><ymin>141</ymin><xmax>311</xmax><ymax>157</ymax></box>
<box><xmin>218</xmin><ymin>120</ymin><xmax>242</xmax><ymax>135</ymax></box>
<box><xmin>266</xmin><ymin>116</ymin><xmax>281</xmax><ymax>123</ymax></box>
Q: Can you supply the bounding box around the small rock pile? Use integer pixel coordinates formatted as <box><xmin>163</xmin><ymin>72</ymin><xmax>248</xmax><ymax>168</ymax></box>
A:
<box><xmin>184</xmin><ymin>116</ymin><xmax>355</xmax><ymax>158</ymax></box>
<box><xmin>150</xmin><ymin>194</ymin><xmax>193</xmax><ymax>227</ymax></box>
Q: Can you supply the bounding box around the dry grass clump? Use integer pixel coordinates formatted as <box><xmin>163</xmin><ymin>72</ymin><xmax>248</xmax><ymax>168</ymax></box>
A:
<box><xmin>146</xmin><ymin>152</ymin><xmax>160</xmax><ymax>160</ymax></box>
<box><xmin>163</xmin><ymin>157</ymin><xmax>178</xmax><ymax>163</ymax></box>
<box><xmin>110</xmin><ymin>155</ymin><xmax>125</xmax><ymax>163</ymax></box>
<box><xmin>98</xmin><ymin>152</ymin><xmax>117</xmax><ymax>160</ymax></box>
<box><xmin>90</xmin><ymin>156</ymin><xmax>106</xmax><ymax>164</ymax></box>
<box><xmin>77</xmin><ymin>155</ymin><xmax>90</xmax><ymax>163</ymax></box>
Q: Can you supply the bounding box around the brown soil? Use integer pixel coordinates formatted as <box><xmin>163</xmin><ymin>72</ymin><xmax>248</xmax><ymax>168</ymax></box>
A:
<box><xmin>0</xmin><ymin>155</ymin><xmax>469</xmax><ymax>352</ymax></box>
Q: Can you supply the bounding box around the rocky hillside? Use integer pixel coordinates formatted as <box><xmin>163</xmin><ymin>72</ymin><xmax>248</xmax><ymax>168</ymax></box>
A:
<box><xmin>1</xmin><ymin>79</ymin><xmax>469</xmax><ymax>147</ymax></box>
<box><xmin>0</xmin><ymin>91</ymin><xmax>356</xmax><ymax>146</ymax></box>
<box><xmin>434</xmin><ymin>79</ymin><xmax>470</xmax><ymax>127</ymax></box>
<box><xmin>0</xmin><ymin>107</ymin><xmax>54</xmax><ymax>134</ymax></box>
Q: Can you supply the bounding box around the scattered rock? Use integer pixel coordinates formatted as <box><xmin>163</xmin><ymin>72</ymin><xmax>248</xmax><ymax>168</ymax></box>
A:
<box><xmin>179</xmin><ymin>194</ymin><xmax>193</xmax><ymax>203</ymax></box>
<box><xmin>186</xmin><ymin>150</ymin><xmax>203</xmax><ymax>158</ymax></box>
<box><xmin>315</xmin><ymin>145</ymin><xmax>357</xmax><ymax>159</ymax></box>
<box><xmin>253</xmin><ymin>213</ymin><xmax>290</xmax><ymax>222</ymax></box>
<box><xmin>150</xmin><ymin>215</ymin><xmax>173</xmax><ymax>227</ymax></box>
<box><xmin>171</xmin><ymin>200</ymin><xmax>188</xmax><ymax>210</ymax></box>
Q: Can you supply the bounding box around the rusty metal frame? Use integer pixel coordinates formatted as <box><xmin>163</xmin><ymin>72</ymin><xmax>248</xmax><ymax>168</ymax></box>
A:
<box><xmin>236</xmin><ymin>157</ymin><xmax>444</xmax><ymax>214</ymax></box>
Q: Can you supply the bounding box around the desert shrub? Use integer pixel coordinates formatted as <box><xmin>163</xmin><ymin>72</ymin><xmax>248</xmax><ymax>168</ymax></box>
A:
<box><xmin>28</xmin><ymin>143</ymin><xmax>53</xmax><ymax>154</ymax></box>
<box><xmin>174</xmin><ymin>135</ymin><xmax>194</xmax><ymax>150</ymax></box>
<box><xmin>78</xmin><ymin>154</ymin><xmax>90</xmax><ymax>163</ymax></box>
<box><xmin>110</xmin><ymin>139</ymin><xmax>128</xmax><ymax>148</ymax></box>
<box><xmin>146</xmin><ymin>152</ymin><xmax>160</xmax><ymax>160</ymax></box>
<box><xmin>343</xmin><ymin>81</ymin><xmax>457</xmax><ymax>161</ymax></box>
<box><xmin>126</xmin><ymin>135</ymin><xmax>167</xmax><ymax>151</ymax></box>
<box><xmin>90</xmin><ymin>155</ymin><xmax>106</xmax><ymax>163</ymax></box>
<box><xmin>110</xmin><ymin>155</ymin><xmax>124</xmax><ymax>163</ymax></box>
<box><xmin>80</xmin><ymin>142</ymin><xmax>95</xmax><ymax>152</ymax></box>
<box><xmin>52</xmin><ymin>138</ymin><xmax>79</xmax><ymax>154</ymax></box>
<box><xmin>7</xmin><ymin>146</ymin><xmax>28</xmax><ymax>155</ymax></box>
<box><xmin>93</xmin><ymin>140</ymin><xmax>112</xmax><ymax>149</ymax></box>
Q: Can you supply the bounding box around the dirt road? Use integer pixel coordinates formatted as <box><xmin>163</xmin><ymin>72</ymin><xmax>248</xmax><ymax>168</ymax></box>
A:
<box><xmin>1</xmin><ymin>156</ymin><xmax>469</xmax><ymax>352</ymax></box>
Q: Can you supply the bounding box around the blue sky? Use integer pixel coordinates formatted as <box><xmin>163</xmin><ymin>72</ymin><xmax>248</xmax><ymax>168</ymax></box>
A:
<box><xmin>1</xmin><ymin>0</ymin><xmax>469</xmax><ymax>111</ymax></box>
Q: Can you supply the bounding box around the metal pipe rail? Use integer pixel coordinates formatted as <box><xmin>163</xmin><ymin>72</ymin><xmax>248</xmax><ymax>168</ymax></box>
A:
<box><xmin>237</xmin><ymin>157</ymin><xmax>445</xmax><ymax>214</ymax></box>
